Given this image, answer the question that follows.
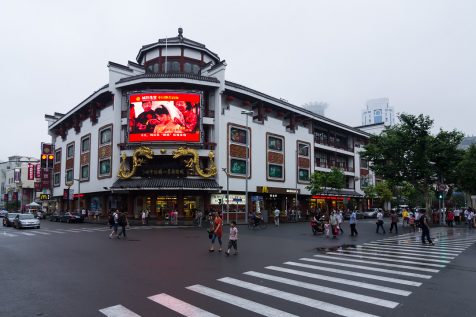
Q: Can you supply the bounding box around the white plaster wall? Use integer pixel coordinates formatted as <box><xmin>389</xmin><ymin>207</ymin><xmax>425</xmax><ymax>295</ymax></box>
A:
<box><xmin>184</xmin><ymin>48</ymin><xmax>201</xmax><ymax>60</ymax></box>
<box><xmin>145</xmin><ymin>50</ymin><xmax>160</xmax><ymax>61</ymax></box>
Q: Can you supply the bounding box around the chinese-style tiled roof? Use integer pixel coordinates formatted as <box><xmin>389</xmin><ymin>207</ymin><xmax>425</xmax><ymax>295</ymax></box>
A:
<box><xmin>111</xmin><ymin>178</ymin><xmax>221</xmax><ymax>191</ymax></box>
<box><xmin>115</xmin><ymin>73</ymin><xmax>220</xmax><ymax>85</ymax></box>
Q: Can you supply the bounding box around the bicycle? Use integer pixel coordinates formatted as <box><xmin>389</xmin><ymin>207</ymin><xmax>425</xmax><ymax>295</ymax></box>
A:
<box><xmin>248</xmin><ymin>219</ymin><xmax>267</xmax><ymax>230</ymax></box>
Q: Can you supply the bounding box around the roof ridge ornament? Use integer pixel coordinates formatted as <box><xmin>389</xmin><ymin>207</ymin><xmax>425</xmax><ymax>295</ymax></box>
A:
<box><xmin>178</xmin><ymin>27</ymin><xmax>183</xmax><ymax>42</ymax></box>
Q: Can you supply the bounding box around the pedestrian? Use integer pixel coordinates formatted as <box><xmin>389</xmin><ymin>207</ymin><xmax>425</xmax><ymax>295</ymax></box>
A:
<box><xmin>197</xmin><ymin>209</ymin><xmax>203</xmax><ymax>227</ymax></box>
<box><xmin>225</xmin><ymin>220</ymin><xmax>238</xmax><ymax>256</ymax></box>
<box><xmin>274</xmin><ymin>207</ymin><xmax>280</xmax><ymax>227</ymax></box>
<box><xmin>415</xmin><ymin>210</ymin><xmax>422</xmax><ymax>232</ymax></box>
<box><xmin>324</xmin><ymin>221</ymin><xmax>331</xmax><ymax>238</ymax></box>
<box><xmin>145</xmin><ymin>209</ymin><xmax>150</xmax><ymax>225</ymax></box>
<box><xmin>109</xmin><ymin>209</ymin><xmax>119</xmax><ymax>239</ymax></box>
<box><xmin>329</xmin><ymin>211</ymin><xmax>338</xmax><ymax>238</ymax></box>
<box><xmin>349</xmin><ymin>210</ymin><xmax>358</xmax><ymax>236</ymax></box>
<box><xmin>117</xmin><ymin>212</ymin><xmax>128</xmax><ymax>239</ymax></box>
<box><xmin>402</xmin><ymin>208</ymin><xmax>409</xmax><ymax>227</ymax></box>
<box><xmin>209</xmin><ymin>212</ymin><xmax>223</xmax><ymax>252</ymax></box>
<box><xmin>141</xmin><ymin>210</ymin><xmax>146</xmax><ymax>225</ymax></box>
<box><xmin>409</xmin><ymin>214</ymin><xmax>416</xmax><ymax>232</ymax></box>
<box><xmin>337</xmin><ymin>210</ymin><xmax>344</xmax><ymax>234</ymax></box>
<box><xmin>454</xmin><ymin>208</ymin><xmax>461</xmax><ymax>225</ymax></box>
<box><xmin>420</xmin><ymin>213</ymin><xmax>434</xmax><ymax>245</ymax></box>
<box><xmin>376</xmin><ymin>210</ymin><xmax>386</xmax><ymax>234</ymax></box>
<box><xmin>446</xmin><ymin>209</ymin><xmax>454</xmax><ymax>227</ymax></box>
<box><xmin>389</xmin><ymin>211</ymin><xmax>398</xmax><ymax>234</ymax></box>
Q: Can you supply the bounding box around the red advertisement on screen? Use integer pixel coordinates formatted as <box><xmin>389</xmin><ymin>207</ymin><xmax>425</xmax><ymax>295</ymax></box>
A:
<box><xmin>128</xmin><ymin>92</ymin><xmax>201</xmax><ymax>143</ymax></box>
<box><xmin>27</xmin><ymin>164</ymin><xmax>34</xmax><ymax>180</ymax></box>
<box><xmin>35</xmin><ymin>163</ymin><xmax>41</xmax><ymax>178</ymax></box>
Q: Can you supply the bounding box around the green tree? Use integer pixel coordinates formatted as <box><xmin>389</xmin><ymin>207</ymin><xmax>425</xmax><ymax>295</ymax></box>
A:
<box><xmin>375</xmin><ymin>181</ymin><xmax>393</xmax><ymax>206</ymax></box>
<box><xmin>363</xmin><ymin>184</ymin><xmax>377</xmax><ymax>208</ymax></box>
<box><xmin>361</xmin><ymin>113</ymin><xmax>464</xmax><ymax>213</ymax></box>
<box><xmin>307</xmin><ymin>168</ymin><xmax>345</xmax><ymax>195</ymax></box>
<box><xmin>456</xmin><ymin>145</ymin><xmax>476</xmax><ymax>203</ymax></box>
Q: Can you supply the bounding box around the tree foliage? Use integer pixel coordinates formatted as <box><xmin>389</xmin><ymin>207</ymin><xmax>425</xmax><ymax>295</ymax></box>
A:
<box><xmin>456</xmin><ymin>144</ymin><xmax>476</xmax><ymax>195</ymax></box>
<box><xmin>307</xmin><ymin>168</ymin><xmax>345</xmax><ymax>195</ymax></box>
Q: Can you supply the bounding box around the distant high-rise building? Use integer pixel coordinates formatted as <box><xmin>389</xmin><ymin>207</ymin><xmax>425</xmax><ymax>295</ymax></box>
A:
<box><xmin>361</xmin><ymin>98</ymin><xmax>394</xmax><ymax>126</ymax></box>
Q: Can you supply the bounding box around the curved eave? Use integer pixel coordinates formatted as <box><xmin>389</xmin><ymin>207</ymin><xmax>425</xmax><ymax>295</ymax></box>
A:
<box><xmin>48</xmin><ymin>85</ymin><xmax>111</xmax><ymax>131</ymax></box>
<box><xmin>115</xmin><ymin>75</ymin><xmax>221</xmax><ymax>89</ymax></box>
<box><xmin>136</xmin><ymin>42</ymin><xmax>220</xmax><ymax>64</ymax></box>
<box><xmin>225</xmin><ymin>81</ymin><xmax>369</xmax><ymax>138</ymax></box>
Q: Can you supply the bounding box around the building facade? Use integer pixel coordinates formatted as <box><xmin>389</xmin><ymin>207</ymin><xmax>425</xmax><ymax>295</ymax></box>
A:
<box><xmin>45</xmin><ymin>28</ymin><xmax>374</xmax><ymax>222</ymax></box>
<box><xmin>361</xmin><ymin>98</ymin><xmax>395</xmax><ymax>127</ymax></box>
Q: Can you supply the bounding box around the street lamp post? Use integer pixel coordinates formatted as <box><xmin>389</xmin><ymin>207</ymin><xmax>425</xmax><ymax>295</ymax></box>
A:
<box><xmin>241</xmin><ymin>110</ymin><xmax>253</xmax><ymax>223</ymax></box>
<box><xmin>222</xmin><ymin>167</ymin><xmax>230</xmax><ymax>224</ymax></box>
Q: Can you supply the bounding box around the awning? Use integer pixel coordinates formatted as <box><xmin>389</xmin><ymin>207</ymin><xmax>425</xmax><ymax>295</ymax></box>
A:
<box><xmin>111</xmin><ymin>178</ymin><xmax>221</xmax><ymax>191</ymax></box>
<box><xmin>312</xmin><ymin>190</ymin><xmax>363</xmax><ymax>198</ymax></box>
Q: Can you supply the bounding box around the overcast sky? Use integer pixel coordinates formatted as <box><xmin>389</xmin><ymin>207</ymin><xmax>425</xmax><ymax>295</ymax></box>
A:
<box><xmin>1</xmin><ymin>0</ymin><xmax>474</xmax><ymax>161</ymax></box>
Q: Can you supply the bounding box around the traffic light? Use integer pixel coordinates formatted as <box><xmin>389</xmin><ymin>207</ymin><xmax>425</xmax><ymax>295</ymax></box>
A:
<box><xmin>438</xmin><ymin>192</ymin><xmax>443</xmax><ymax>199</ymax></box>
<box><xmin>41</xmin><ymin>154</ymin><xmax>47</xmax><ymax>168</ymax></box>
<box><xmin>47</xmin><ymin>154</ymin><xmax>54</xmax><ymax>167</ymax></box>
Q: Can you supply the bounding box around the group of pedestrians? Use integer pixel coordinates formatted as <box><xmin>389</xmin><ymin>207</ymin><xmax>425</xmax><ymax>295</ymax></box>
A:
<box><xmin>108</xmin><ymin>209</ymin><xmax>129</xmax><ymax>239</ymax></box>
<box><xmin>207</xmin><ymin>212</ymin><xmax>238</xmax><ymax>256</ymax></box>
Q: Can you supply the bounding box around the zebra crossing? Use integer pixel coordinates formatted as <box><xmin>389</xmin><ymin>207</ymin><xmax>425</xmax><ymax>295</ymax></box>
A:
<box><xmin>0</xmin><ymin>225</ymin><xmax>170</xmax><ymax>238</ymax></box>
<box><xmin>99</xmin><ymin>227</ymin><xmax>476</xmax><ymax>317</ymax></box>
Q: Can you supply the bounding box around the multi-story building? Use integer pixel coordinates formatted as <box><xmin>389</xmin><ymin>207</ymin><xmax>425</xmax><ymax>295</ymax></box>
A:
<box><xmin>45</xmin><ymin>28</ymin><xmax>373</xmax><ymax>222</ymax></box>
<box><xmin>0</xmin><ymin>156</ymin><xmax>39</xmax><ymax>210</ymax></box>
<box><xmin>361</xmin><ymin>98</ymin><xmax>395</xmax><ymax>127</ymax></box>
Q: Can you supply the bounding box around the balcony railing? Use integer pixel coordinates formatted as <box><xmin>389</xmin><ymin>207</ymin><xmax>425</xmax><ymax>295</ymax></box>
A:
<box><xmin>315</xmin><ymin>161</ymin><xmax>354</xmax><ymax>172</ymax></box>
<box><xmin>314</xmin><ymin>136</ymin><xmax>354</xmax><ymax>152</ymax></box>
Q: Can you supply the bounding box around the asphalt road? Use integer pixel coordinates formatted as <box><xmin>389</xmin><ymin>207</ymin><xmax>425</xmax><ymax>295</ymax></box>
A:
<box><xmin>1</xmin><ymin>218</ymin><xmax>476</xmax><ymax>317</ymax></box>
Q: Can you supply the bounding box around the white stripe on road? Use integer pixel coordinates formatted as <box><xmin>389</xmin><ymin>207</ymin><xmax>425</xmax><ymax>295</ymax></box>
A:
<box><xmin>300</xmin><ymin>258</ymin><xmax>432</xmax><ymax>279</ymax></box>
<box><xmin>364</xmin><ymin>242</ymin><xmax>461</xmax><ymax>256</ymax></box>
<box><xmin>218</xmin><ymin>277</ymin><xmax>380</xmax><ymax>317</ymax></box>
<box><xmin>284</xmin><ymin>261</ymin><xmax>421</xmax><ymax>286</ymax></box>
<box><xmin>336</xmin><ymin>250</ymin><xmax>450</xmax><ymax>263</ymax></box>
<box><xmin>186</xmin><ymin>284</ymin><xmax>299</xmax><ymax>317</ymax></box>
<box><xmin>373</xmin><ymin>241</ymin><xmax>466</xmax><ymax>251</ymax></box>
<box><xmin>326</xmin><ymin>252</ymin><xmax>446</xmax><ymax>268</ymax></box>
<box><xmin>1</xmin><ymin>232</ymin><xmax>18</xmax><ymax>237</ymax></box>
<box><xmin>312</xmin><ymin>254</ymin><xmax>439</xmax><ymax>273</ymax></box>
<box><xmin>266</xmin><ymin>266</ymin><xmax>411</xmax><ymax>296</ymax></box>
<box><xmin>15</xmin><ymin>231</ymin><xmax>36</xmax><ymax>236</ymax></box>
<box><xmin>43</xmin><ymin>230</ymin><xmax>66</xmax><ymax>234</ymax></box>
<box><xmin>99</xmin><ymin>304</ymin><xmax>141</xmax><ymax>317</ymax></box>
<box><xmin>148</xmin><ymin>293</ymin><xmax>219</xmax><ymax>317</ymax></box>
<box><xmin>357</xmin><ymin>245</ymin><xmax>455</xmax><ymax>259</ymax></box>
<box><xmin>33</xmin><ymin>231</ymin><xmax>50</xmax><ymax>235</ymax></box>
<box><xmin>243</xmin><ymin>271</ymin><xmax>400</xmax><ymax>308</ymax></box>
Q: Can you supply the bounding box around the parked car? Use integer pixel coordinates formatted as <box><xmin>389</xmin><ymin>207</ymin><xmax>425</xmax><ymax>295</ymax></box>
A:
<box><xmin>49</xmin><ymin>212</ymin><xmax>62</xmax><ymax>222</ymax></box>
<box><xmin>13</xmin><ymin>213</ymin><xmax>40</xmax><ymax>229</ymax></box>
<box><xmin>343</xmin><ymin>210</ymin><xmax>364</xmax><ymax>220</ymax></box>
<box><xmin>3</xmin><ymin>213</ymin><xmax>20</xmax><ymax>227</ymax></box>
<box><xmin>363</xmin><ymin>208</ymin><xmax>382</xmax><ymax>218</ymax></box>
<box><xmin>60</xmin><ymin>212</ymin><xmax>83</xmax><ymax>223</ymax></box>
<box><xmin>0</xmin><ymin>210</ymin><xmax>8</xmax><ymax>218</ymax></box>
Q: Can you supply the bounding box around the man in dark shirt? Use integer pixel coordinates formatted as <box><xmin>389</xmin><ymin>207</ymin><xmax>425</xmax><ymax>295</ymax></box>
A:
<box><xmin>134</xmin><ymin>101</ymin><xmax>162</xmax><ymax>133</ymax></box>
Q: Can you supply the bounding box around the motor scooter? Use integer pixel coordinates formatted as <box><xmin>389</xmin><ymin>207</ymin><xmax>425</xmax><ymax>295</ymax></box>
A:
<box><xmin>311</xmin><ymin>218</ymin><xmax>324</xmax><ymax>235</ymax></box>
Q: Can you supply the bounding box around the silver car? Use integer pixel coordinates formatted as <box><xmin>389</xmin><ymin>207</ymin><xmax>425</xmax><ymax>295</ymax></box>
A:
<box><xmin>13</xmin><ymin>214</ymin><xmax>40</xmax><ymax>229</ymax></box>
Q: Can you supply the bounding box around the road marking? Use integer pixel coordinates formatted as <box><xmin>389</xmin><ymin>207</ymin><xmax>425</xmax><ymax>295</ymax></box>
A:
<box><xmin>15</xmin><ymin>231</ymin><xmax>36</xmax><ymax>236</ymax></box>
<box><xmin>148</xmin><ymin>293</ymin><xmax>219</xmax><ymax>317</ymax></box>
<box><xmin>336</xmin><ymin>250</ymin><xmax>450</xmax><ymax>263</ymax></box>
<box><xmin>43</xmin><ymin>230</ymin><xmax>66</xmax><ymax>234</ymax></box>
<box><xmin>218</xmin><ymin>277</ymin><xmax>380</xmax><ymax>317</ymax></box>
<box><xmin>266</xmin><ymin>266</ymin><xmax>412</xmax><ymax>296</ymax></box>
<box><xmin>357</xmin><ymin>245</ymin><xmax>455</xmax><ymax>259</ymax></box>
<box><xmin>373</xmin><ymin>241</ymin><xmax>466</xmax><ymax>251</ymax></box>
<box><xmin>243</xmin><ymin>271</ymin><xmax>400</xmax><ymax>308</ymax></box>
<box><xmin>326</xmin><ymin>252</ymin><xmax>446</xmax><ymax>268</ymax></box>
<box><xmin>33</xmin><ymin>231</ymin><xmax>50</xmax><ymax>235</ymax></box>
<box><xmin>364</xmin><ymin>242</ymin><xmax>460</xmax><ymax>256</ymax></box>
<box><xmin>300</xmin><ymin>258</ymin><xmax>432</xmax><ymax>279</ymax></box>
<box><xmin>382</xmin><ymin>239</ymin><xmax>473</xmax><ymax>248</ymax></box>
<box><xmin>187</xmin><ymin>284</ymin><xmax>299</xmax><ymax>317</ymax></box>
<box><xmin>99</xmin><ymin>304</ymin><xmax>141</xmax><ymax>317</ymax></box>
<box><xmin>1</xmin><ymin>232</ymin><xmax>18</xmax><ymax>237</ymax></box>
<box><xmin>312</xmin><ymin>254</ymin><xmax>439</xmax><ymax>273</ymax></box>
<box><xmin>284</xmin><ymin>261</ymin><xmax>421</xmax><ymax>286</ymax></box>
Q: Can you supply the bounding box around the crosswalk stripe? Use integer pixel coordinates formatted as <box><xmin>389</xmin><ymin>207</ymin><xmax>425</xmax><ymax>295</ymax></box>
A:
<box><xmin>266</xmin><ymin>266</ymin><xmax>411</xmax><ymax>296</ymax></box>
<box><xmin>364</xmin><ymin>243</ymin><xmax>461</xmax><ymax>256</ymax></box>
<box><xmin>284</xmin><ymin>261</ymin><xmax>421</xmax><ymax>286</ymax></box>
<box><xmin>243</xmin><ymin>271</ymin><xmax>400</xmax><ymax>308</ymax></box>
<box><xmin>218</xmin><ymin>277</ymin><xmax>380</xmax><ymax>317</ymax></box>
<box><xmin>312</xmin><ymin>254</ymin><xmax>439</xmax><ymax>273</ymax></box>
<box><xmin>33</xmin><ymin>231</ymin><xmax>50</xmax><ymax>235</ymax></box>
<box><xmin>326</xmin><ymin>252</ymin><xmax>445</xmax><ymax>268</ymax></box>
<box><xmin>383</xmin><ymin>239</ymin><xmax>474</xmax><ymax>247</ymax></box>
<box><xmin>299</xmin><ymin>258</ymin><xmax>432</xmax><ymax>279</ymax></box>
<box><xmin>357</xmin><ymin>245</ymin><xmax>455</xmax><ymax>259</ymax></box>
<box><xmin>43</xmin><ymin>230</ymin><xmax>66</xmax><ymax>234</ymax></box>
<box><xmin>1</xmin><ymin>232</ymin><xmax>18</xmax><ymax>237</ymax></box>
<box><xmin>15</xmin><ymin>231</ymin><xmax>36</xmax><ymax>236</ymax></box>
<box><xmin>148</xmin><ymin>293</ymin><xmax>219</xmax><ymax>317</ymax></box>
<box><xmin>99</xmin><ymin>304</ymin><xmax>141</xmax><ymax>317</ymax></box>
<box><xmin>336</xmin><ymin>250</ymin><xmax>450</xmax><ymax>263</ymax></box>
<box><xmin>373</xmin><ymin>241</ymin><xmax>466</xmax><ymax>251</ymax></box>
<box><xmin>186</xmin><ymin>284</ymin><xmax>299</xmax><ymax>317</ymax></box>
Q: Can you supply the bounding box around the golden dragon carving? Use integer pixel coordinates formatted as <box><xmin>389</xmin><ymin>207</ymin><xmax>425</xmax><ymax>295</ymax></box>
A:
<box><xmin>118</xmin><ymin>146</ymin><xmax>154</xmax><ymax>179</ymax></box>
<box><xmin>172</xmin><ymin>147</ymin><xmax>217</xmax><ymax>178</ymax></box>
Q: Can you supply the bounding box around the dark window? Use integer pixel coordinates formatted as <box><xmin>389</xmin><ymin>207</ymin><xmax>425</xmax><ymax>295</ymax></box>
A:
<box><xmin>268</xmin><ymin>164</ymin><xmax>283</xmax><ymax>178</ymax></box>
<box><xmin>230</xmin><ymin>159</ymin><xmax>247</xmax><ymax>175</ymax></box>
<box><xmin>66</xmin><ymin>169</ymin><xmax>73</xmax><ymax>182</ymax></box>
<box><xmin>81</xmin><ymin>137</ymin><xmax>90</xmax><ymax>153</ymax></box>
<box><xmin>298</xmin><ymin>143</ymin><xmax>309</xmax><ymax>156</ymax></box>
<box><xmin>298</xmin><ymin>169</ymin><xmax>310</xmax><ymax>181</ymax></box>
<box><xmin>184</xmin><ymin>62</ymin><xmax>192</xmax><ymax>73</ymax></box>
<box><xmin>81</xmin><ymin>165</ymin><xmax>89</xmax><ymax>179</ymax></box>
<box><xmin>54</xmin><ymin>173</ymin><xmax>60</xmax><ymax>186</ymax></box>
<box><xmin>67</xmin><ymin>144</ymin><xmax>74</xmax><ymax>158</ymax></box>
<box><xmin>55</xmin><ymin>150</ymin><xmax>62</xmax><ymax>163</ymax></box>
<box><xmin>268</xmin><ymin>136</ymin><xmax>283</xmax><ymax>151</ymax></box>
<box><xmin>230</xmin><ymin>127</ymin><xmax>247</xmax><ymax>145</ymax></box>
<box><xmin>153</xmin><ymin>63</ymin><xmax>159</xmax><ymax>73</ymax></box>
<box><xmin>171</xmin><ymin>61</ymin><xmax>180</xmax><ymax>72</ymax></box>
<box><xmin>100</xmin><ymin>128</ymin><xmax>112</xmax><ymax>145</ymax></box>
<box><xmin>192</xmin><ymin>64</ymin><xmax>200</xmax><ymax>75</ymax></box>
<box><xmin>99</xmin><ymin>159</ymin><xmax>111</xmax><ymax>176</ymax></box>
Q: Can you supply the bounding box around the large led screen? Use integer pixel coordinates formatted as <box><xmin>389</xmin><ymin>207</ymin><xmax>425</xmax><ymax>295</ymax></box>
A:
<box><xmin>128</xmin><ymin>92</ymin><xmax>201</xmax><ymax>143</ymax></box>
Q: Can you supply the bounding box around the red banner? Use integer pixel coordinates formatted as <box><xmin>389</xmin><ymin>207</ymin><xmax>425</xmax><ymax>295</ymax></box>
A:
<box><xmin>12</xmin><ymin>192</ymin><xmax>18</xmax><ymax>201</ymax></box>
<box><xmin>311</xmin><ymin>195</ymin><xmax>345</xmax><ymax>201</ymax></box>
<box><xmin>27</xmin><ymin>164</ymin><xmax>34</xmax><ymax>180</ymax></box>
<box><xmin>35</xmin><ymin>163</ymin><xmax>41</xmax><ymax>178</ymax></box>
